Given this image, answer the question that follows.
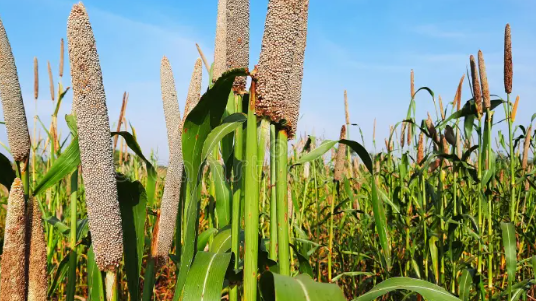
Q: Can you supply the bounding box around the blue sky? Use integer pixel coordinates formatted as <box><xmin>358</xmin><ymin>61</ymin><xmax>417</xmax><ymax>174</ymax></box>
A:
<box><xmin>1</xmin><ymin>0</ymin><xmax>535</xmax><ymax>164</ymax></box>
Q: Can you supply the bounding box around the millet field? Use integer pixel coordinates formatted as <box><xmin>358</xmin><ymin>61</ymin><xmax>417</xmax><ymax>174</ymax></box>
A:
<box><xmin>0</xmin><ymin>1</ymin><xmax>535</xmax><ymax>301</ymax></box>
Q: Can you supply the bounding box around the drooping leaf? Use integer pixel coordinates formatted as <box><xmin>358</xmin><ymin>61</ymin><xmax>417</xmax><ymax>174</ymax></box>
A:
<box><xmin>208</xmin><ymin>158</ymin><xmax>232</xmax><ymax>227</ymax></box>
<box><xmin>0</xmin><ymin>152</ymin><xmax>16</xmax><ymax>190</ymax></box>
<box><xmin>354</xmin><ymin>277</ymin><xmax>461</xmax><ymax>301</ymax></box>
<box><xmin>458</xmin><ymin>268</ymin><xmax>474</xmax><ymax>301</ymax></box>
<box><xmin>197</xmin><ymin>228</ymin><xmax>218</xmax><ymax>251</ymax></box>
<box><xmin>111</xmin><ymin>131</ymin><xmax>157</xmax><ymax>206</ymax></box>
<box><xmin>260</xmin><ymin>272</ymin><xmax>346</xmax><ymax>301</ymax></box>
<box><xmin>48</xmin><ymin>251</ymin><xmax>72</xmax><ymax>297</ymax></box>
<box><xmin>33</xmin><ymin>137</ymin><xmax>80</xmax><ymax>195</ymax></box>
<box><xmin>182</xmin><ymin>252</ymin><xmax>232</xmax><ymax>301</ymax></box>
<box><xmin>174</xmin><ymin>68</ymin><xmax>247</xmax><ymax>301</ymax></box>
<box><xmin>501</xmin><ymin>222</ymin><xmax>517</xmax><ymax>286</ymax></box>
<box><xmin>118</xmin><ymin>178</ymin><xmax>147</xmax><ymax>301</ymax></box>
<box><xmin>87</xmin><ymin>246</ymin><xmax>104</xmax><ymax>301</ymax></box>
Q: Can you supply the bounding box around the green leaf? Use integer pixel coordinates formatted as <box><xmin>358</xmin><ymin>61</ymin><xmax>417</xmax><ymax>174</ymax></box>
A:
<box><xmin>209</xmin><ymin>227</ymin><xmax>233</xmax><ymax>253</ymax></box>
<box><xmin>48</xmin><ymin>251</ymin><xmax>72</xmax><ymax>297</ymax></box>
<box><xmin>458</xmin><ymin>268</ymin><xmax>474</xmax><ymax>301</ymax></box>
<box><xmin>0</xmin><ymin>152</ymin><xmax>15</xmax><ymax>190</ymax></box>
<box><xmin>33</xmin><ymin>137</ymin><xmax>80</xmax><ymax>195</ymax></box>
<box><xmin>293</xmin><ymin>139</ymin><xmax>373</xmax><ymax>174</ymax></box>
<box><xmin>340</xmin><ymin>139</ymin><xmax>373</xmax><ymax>174</ymax></box>
<box><xmin>354</xmin><ymin>277</ymin><xmax>461</xmax><ymax>301</ymax></box>
<box><xmin>208</xmin><ymin>158</ymin><xmax>232</xmax><ymax>227</ymax></box>
<box><xmin>293</xmin><ymin>140</ymin><xmax>338</xmax><ymax>165</ymax></box>
<box><xmin>260</xmin><ymin>272</ymin><xmax>346</xmax><ymax>301</ymax></box>
<box><xmin>174</xmin><ymin>68</ymin><xmax>247</xmax><ymax>301</ymax></box>
<box><xmin>87</xmin><ymin>246</ymin><xmax>104</xmax><ymax>301</ymax></box>
<box><xmin>501</xmin><ymin>222</ymin><xmax>517</xmax><ymax>285</ymax></box>
<box><xmin>44</xmin><ymin>216</ymin><xmax>70</xmax><ymax>235</ymax></box>
<box><xmin>332</xmin><ymin>271</ymin><xmax>374</xmax><ymax>282</ymax></box>
<box><xmin>118</xmin><ymin>178</ymin><xmax>147</xmax><ymax>301</ymax></box>
<box><xmin>197</xmin><ymin>228</ymin><xmax>218</xmax><ymax>251</ymax></box>
<box><xmin>201</xmin><ymin>113</ymin><xmax>246</xmax><ymax>160</ymax></box>
<box><xmin>111</xmin><ymin>131</ymin><xmax>157</xmax><ymax>206</ymax></box>
<box><xmin>182</xmin><ymin>252</ymin><xmax>232</xmax><ymax>301</ymax></box>
<box><xmin>371</xmin><ymin>177</ymin><xmax>391</xmax><ymax>270</ymax></box>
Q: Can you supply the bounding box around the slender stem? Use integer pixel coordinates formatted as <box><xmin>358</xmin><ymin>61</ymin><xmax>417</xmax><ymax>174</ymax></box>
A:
<box><xmin>486</xmin><ymin>109</ymin><xmax>493</xmax><ymax>290</ymax></box>
<box><xmin>276</xmin><ymin>128</ymin><xmax>290</xmax><ymax>275</ymax></box>
<box><xmin>328</xmin><ymin>182</ymin><xmax>338</xmax><ymax>282</ymax></box>
<box><xmin>230</xmin><ymin>94</ymin><xmax>243</xmax><ymax>301</ymax></box>
<box><xmin>269</xmin><ymin>124</ymin><xmax>278</xmax><ymax>260</ymax></box>
<box><xmin>66</xmin><ymin>170</ymin><xmax>78</xmax><ymax>301</ymax></box>
<box><xmin>243</xmin><ymin>83</ymin><xmax>259</xmax><ymax>301</ymax></box>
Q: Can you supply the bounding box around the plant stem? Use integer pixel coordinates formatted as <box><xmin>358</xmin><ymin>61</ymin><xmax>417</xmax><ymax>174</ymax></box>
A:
<box><xmin>269</xmin><ymin>124</ymin><xmax>278</xmax><ymax>260</ymax></box>
<box><xmin>230</xmin><ymin>94</ymin><xmax>243</xmax><ymax>301</ymax></box>
<box><xmin>328</xmin><ymin>181</ymin><xmax>338</xmax><ymax>282</ymax></box>
<box><xmin>66</xmin><ymin>170</ymin><xmax>78</xmax><ymax>301</ymax></box>
<box><xmin>276</xmin><ymin>128</ymin><xmax>290</xmax><ymax>275</ymax></box>
<box><xmin>243</xmin><ymin>82</ymin><xmax>259</xmax><ymax>301</ymax></box>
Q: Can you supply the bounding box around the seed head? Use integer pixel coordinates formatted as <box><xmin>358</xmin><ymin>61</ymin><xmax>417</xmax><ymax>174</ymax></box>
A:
<box><xmin>0</xmin><ymin>179</ymin><xmax>27</xmax><ymax>301</ymax></box>
<box><xmin>522</xmin><ymin>125</ymin><xmax>532</xmax><ymax>171</ymax></box>
<box><xmin>67</xmin><ymin>2</ymin><xmax>123</xmax><ymax>271</ymax></box>
<box><xmin>344</xmin><ymin>90</ymin><xmax>350</xmax><ymax>125</ymax></box>
<box><xmin>34</xmin><ymin>57</ymin><xmax>39</xmax><ymax>100</ymax></box>
<box><xmin>417</xmin><ymin>133</ymin><xmax>424</xmax><ymax>165</ymax></box>
<box><xmin>407</xmin><ymin>122</ymin><xmax>412</xmax><ymax>146</ymax></box>
<box><xmin>226</xmin><ymin>0</ymin><xmax>249</xmax><ymax>91</ymax></box>
<box><xmin>0</xmin><ymin>17</ymin><xmax>31</xmax><ymax>162</ymax></box>
<box><xmin>470</xmin><ymin>55</ymin><xmax>482</xmax><ymax>117</ymax></box>
<box><xmin>333</xmin><ymin>125</ymin><xmax>347</xmax><ymax>182</ymax></box>
<box><xmin>183</xmin><ymin>58</ymin><xmax>203</xmax><ymax>125</ymax></box>
<box><xmin>400</xmin><ymin>122</ymin><xmax>406</xmax><ymax>148</ymax></box>
<box><xmin>455</xmin><ymin>74</ymin><xmax>465</xmax><ymax>111</ymax></box>
<box><xmin>504</xmin><ymin>24</ymin><xmax>513</xmax><ymax>94</ymax></box>
<box><xmin>410</xmin><ymin>69</ymin><xmax>415</xmax><ymax>98</ymax></box>
<box><xmin>256</xmin><ymin>0</ymin><xmax>310</xmax><ymax>138</ymax></box>
<box><xmin>59</xmin><ymin>38</ymin><xmax>65</xmax><ymax>78</ymax></box>
<box><xmin>511</xmin><ymin>95</ymin><xmax>519</xmax><ymax>123</ymax></box>
<box><xmin>47</xmin><ymin>61</ymin><xmax>54</xmax><ymax>101</ymax></box>
<box><xmin>156</xmin><ymin>56</ymin><xmax>184</xmax><ymax>262</ymax></box>
<box><xmin>439</xmin><ymin>95</ymin><xmax>445</xmax><ymax>120</ymax></box>
<box><xmin>27</xmin><ymin>197</ymin><xmax>47</xmax><ymax>301</ymax></box>
<box><xmin>213</xmin><ymin>0</ymin><xmax>227</xmax><ymax>81</ymax></box>
<box><xmin>478</xmin><ymin>51</ymin><xmax>490</xmax><ymax>110</ymax></box>
<box><xmin>426</xmin><ymin>113</ymin><xmax>438</xmax><ymax>143</ymax></box>
<box><xmin>445</xmin><ymin>125</ymin><xmax>456</xmax><ymax>146</ymax></box>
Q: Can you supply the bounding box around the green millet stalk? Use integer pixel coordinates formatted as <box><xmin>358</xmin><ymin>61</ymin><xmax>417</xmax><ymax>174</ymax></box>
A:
<box><xmin>67</xmin><ymin>2</ymin><xmax>123</xmax><ymax>271</ymax></box>
<box><xmin>47</xmin><ymin>61</ymin><xmax>54</xmax><ymax>101</ymax></box>
<box><xmin>183</xmin><ymin>58</ymin><xmax>203</xmax><ymax>123</ymax></box>
<box><xmin>470</xmin><ymin>55</ymin><xmax>482</xmax><ymax>118</ymax></box>
<box><xmin>213</xmin><ymin>0</ymin><xmax>227</xmax><ymax>81</ymax></box>
<box><xmin>0</xmin><ymin>17</ymin><xmax>31</xmax><ymax>162</ymax></box>
<box><xmin>155</xmin><ymin>56</ymin><xmax>184</xmax><ymax>262</ymax></box>
<box><xmin>504</xmin><ymin>24</ymin><xmax>512</xmax><ymax>94</ymax></box>
<box><xmin>256</xmin><ymin>0</ymin><xmax>310</xmax><ymax>137</ymax></box>
<box><xmin>478</xmin><ymin>50</ymin><xmax>490</xmax><ymax>110</ymax></box>
<box><xmin>0</xmin><ymin>179</ymin><xmax>27</xmax><ymax>301</ymax></box>
<box><xmin>334</xmin><ymin>125</ymin><xmax>347</xmax><ymax>182</ymax></box>
<box><xmin>27</xmin><ymin>198</ymin><xmax>48</xmax><ymax>301</ymax></box>
<box><xmin>226</xmin><ymin>0</ymin><xmax>249</xmax><ymax>91</ymax></box>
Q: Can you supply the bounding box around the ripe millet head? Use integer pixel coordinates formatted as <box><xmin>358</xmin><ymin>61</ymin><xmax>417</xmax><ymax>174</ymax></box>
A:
<box><xmin>226</xmin><ymin>0</ymin><xmax>249</xmax><ymax>91</ymax></box>
<box><xmin>67</xmin><ymin>2</ymin><xmax>123</xmax><ymax>271</ymax></box>
<box><xmin>504</xmin><ymin>24</ymin><xmax>513</xmax><ymax>94</ymax></box>
<box><xmin>469</xmin><ymin>55</ymin><xmax>482</xmax><ymax>117</ymax></box>
<box><xmin>183</xmin><ymin>58</ymin><xmax>203</xmax><ymax>125</ymax></box>
<box><xmin>213</xmin><ymin>0</ymin><xmax>228</xmax><ymax>81</ymax></box>
<box><xmin>155</xmin><ymin>56</ymin><xmax>184</xmax><ymax>262</ymax></box>
<box><xmin>256</xmin><ymin>0</ymin><xmax>310</xmax><ymax>138</ymax></box>
<box><xmin>0</xmin><ymin>179</ymin><xmax>27</xmax><ymax>301</ymax></box>
<box><xmin>333</xmin><ymin>125</ymin><xmax>347</xmax><ymax>182</ymax></box>
<box><xmin>27</xmin><ymin>197</ymin><xmax>48</xmax><ymax>301</ymax></box>
<box><xmin>0</xmin><ymin>16</ymin><xmax>31</xmax><ymax>162</ymax></box>
<box><xmin>478</xmin><ymin>50</ymin><xmax>490</xmax><ymax>110</ymax></box>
